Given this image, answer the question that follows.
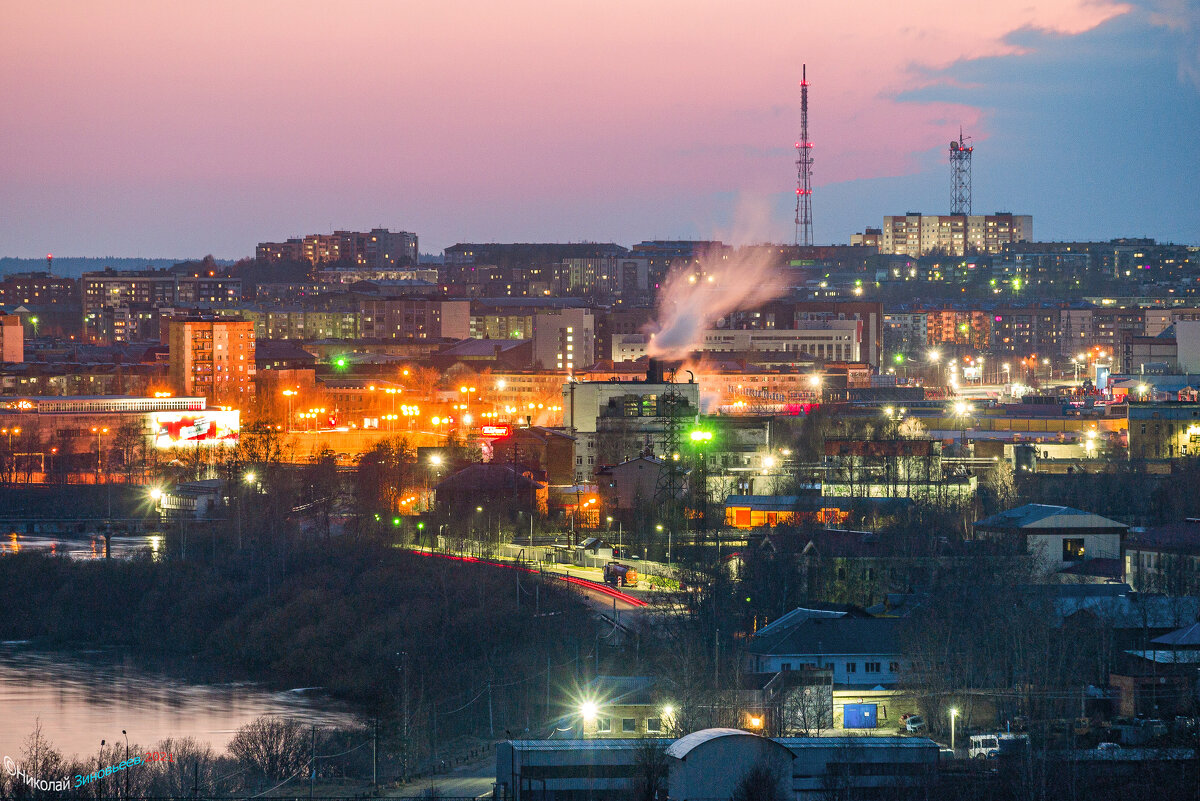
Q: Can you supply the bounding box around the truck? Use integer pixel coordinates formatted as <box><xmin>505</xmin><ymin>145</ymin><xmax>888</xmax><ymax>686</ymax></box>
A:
<box><xmin>969</xmin><ymin>733</ymin><xmax>1028</xmax><ymax>759</ymax></box>
<box><xmin>603</xmin><ymin>562</ymin><xmax>638</xmax><ymax>587</ymax></box>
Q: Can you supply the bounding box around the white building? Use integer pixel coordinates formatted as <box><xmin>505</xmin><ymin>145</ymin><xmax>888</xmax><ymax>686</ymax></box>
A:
<box><xmin>974</xmin><ymin>503</ymin><xmax>1127</xmax><ymax>576</ymax></box>
<box><xmin>533</xmin><ymin>308</ymin><xmax>595</xmax><ymax>373</ymax></box>
<box><xmin>881</xmin><ymin>212</ymin><xmax>1033</xmax><ymax>256</ymax></box>
<box><xmin>700</xmin><ymin>323</ymin><xmax>862</xmax><ymax>362</ymax></box>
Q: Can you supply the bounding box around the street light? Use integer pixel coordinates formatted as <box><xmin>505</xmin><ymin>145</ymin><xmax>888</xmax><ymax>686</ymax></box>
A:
<box><xmin>282</xmin><ymin>389</ymin><xmax>296</xmax><ymax>431</ymax></box>
<box><xmin>950</xmin><ymin>708</ymin><xmax>959</xmax><ymax>753</ymax></box>
<box><xmin>91</xmin><ymin>426</ymin><xmax>108</xmax><ymax>481</ymax></box>
<box><xmin>122</xmin><ymin>730</ymin><xmax>129</xmax><ymax>798</ymax></box>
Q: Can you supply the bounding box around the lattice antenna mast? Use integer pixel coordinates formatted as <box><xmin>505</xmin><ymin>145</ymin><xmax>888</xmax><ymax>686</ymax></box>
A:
<box><xmin>950</xmin><ymin>127</ymin><xmax>973</xmax><ymax>216</ymax></box>
<box><xmin>794</xmin><ymin>64</ymin><xmax>813</xmax><ymax>247</ymax></box>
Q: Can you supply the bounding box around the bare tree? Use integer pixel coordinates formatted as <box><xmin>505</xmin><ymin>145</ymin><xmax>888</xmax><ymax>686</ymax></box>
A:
<box><xmin>629</xmin><ymin>737</ymin><xmax>669</xmax><ymax>801</ymax></box>
<box><xmin>732</xmin><ymin>762</ymin><xmax>787</xmax><ymax>801</ymax></box>
<box><xmin>227</xmin><ymin>716</ymin><xmax>312</xmax><ymax>782</ymax></box>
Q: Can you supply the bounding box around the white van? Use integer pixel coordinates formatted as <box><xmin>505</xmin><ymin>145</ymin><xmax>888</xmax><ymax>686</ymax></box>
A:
<box><xmin>969</xmin><ymin>733</ymin><xmax>1027</xmax><ymax>759</ymax></box>
<box><xmin>969</xmin><ymin>734</ymin><xmax>1001</xmax><ymax>759</ymax></box>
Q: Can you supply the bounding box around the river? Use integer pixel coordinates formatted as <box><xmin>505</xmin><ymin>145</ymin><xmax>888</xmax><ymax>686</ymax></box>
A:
<box><xmin>0</xmin><ymin>643</ymin><xmax>363</xmax><ymax>760</ymax></box>
<box><xmin>0</xmin><ymin>531</ymin><xmax>161</xmax><ymax>560</ymax></box>
<box><xmin>0</xmin><ymin>533</ymin><xmax>363</xmax><ymax>760</ymax></box>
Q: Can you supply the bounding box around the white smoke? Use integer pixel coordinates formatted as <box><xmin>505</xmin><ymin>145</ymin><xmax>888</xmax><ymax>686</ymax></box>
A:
<box><xmin>645</xmin><ymin>246</ymin><xmax>788</xmax><ymax>359</ymax></box>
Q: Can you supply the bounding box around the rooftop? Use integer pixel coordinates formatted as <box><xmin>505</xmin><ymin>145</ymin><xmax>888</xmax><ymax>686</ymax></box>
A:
<box><xmin>975</xmin><ymin>504</ymin><xmax>1127</xmax><ymax>532</ymax></box>
<box><xmin>749</xmin><ymin>616</ymin><xmax>900</xmax><ymax>657</ymax></box>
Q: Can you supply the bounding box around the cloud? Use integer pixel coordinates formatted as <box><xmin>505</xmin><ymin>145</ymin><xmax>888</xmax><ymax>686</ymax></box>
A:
<box><xmin>1139</xmin><ymin>0</ymin><xmax>1200</xmax><ymax>88</ymax></box>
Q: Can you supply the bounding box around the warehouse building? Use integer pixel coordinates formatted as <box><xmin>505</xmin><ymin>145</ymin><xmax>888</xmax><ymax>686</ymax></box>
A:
<box><xmin>496</xmin><ymin>727</ymin><xmax>938</xmax><ymax>800</ymax></box>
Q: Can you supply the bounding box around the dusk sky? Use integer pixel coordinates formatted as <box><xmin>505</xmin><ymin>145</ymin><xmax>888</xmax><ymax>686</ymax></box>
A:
<box><xmin>2</xmin><ymin>0</ymin><xmax>1197</xmax><ymax>258</ymax></box>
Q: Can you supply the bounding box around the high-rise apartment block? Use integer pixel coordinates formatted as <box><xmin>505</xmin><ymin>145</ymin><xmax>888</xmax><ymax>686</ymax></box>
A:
<box><xmin>533</xmin><ymin>308</ymin><xmax>595</xmax><ymax>372</ymax></box>
<box><xmin>358</xmin><ymin>298</ymin><xmax>470</xmax><ymax>341</ymax></box>
<box><xmin>82</xmin><ymin>269</ymin><xmax>242</xmax><ymax>343</ymax></box>
<box><xmin>257</xmin><ymin>228</ymin><xmax>418</xmax><ymax>269</ymax></box>
<box><xmin>167</xmin><ymin>318</ymin><xmax>256</xmax><ymax>406</ymax></box>
<box><xmin>0</xmin><ymin>272</ymin><xmax>78</xmax><ymax>305</ymax></box>
<box><xmin>880</xmin><ymin>213</ymin><xmax>1032</xmax><ymax>256</ymax></box>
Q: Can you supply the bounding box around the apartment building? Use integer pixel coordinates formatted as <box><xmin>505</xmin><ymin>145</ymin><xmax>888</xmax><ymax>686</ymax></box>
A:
<box><xmin>880</xmin><ymin>213</ymin><xmax>1032</xmax><ymax>256</ymax></box>
<box><xmin>167</xmin><ymin>318</ymin><xmax>256</xmax><ymax>406</ymax></box>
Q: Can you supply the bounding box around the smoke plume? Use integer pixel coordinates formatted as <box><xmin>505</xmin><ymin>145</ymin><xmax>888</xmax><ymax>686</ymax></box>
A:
<box><xmin>645</xmin><ymin>246</ymin><xmax>788</xmax><ymax>359</ymax></box>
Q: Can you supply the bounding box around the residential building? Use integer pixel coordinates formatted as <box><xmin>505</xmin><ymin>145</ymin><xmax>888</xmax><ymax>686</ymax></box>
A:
<box><xmin>850</xmin><ymin>228</ymin><xmax>881</xmax><ymax>248</ymax></box>
<box><xmin>0</xmin><ymin>314</ymin><xmax>23</xmax><ymax>363</ymax></box>
<box><xmin>358</xmin><ymin>297</ymin><xmax>470</xmax><ymax>341</ymax></box>
<box><xmin>883</xmin><ymin>312</ymin><xmax>928</xmax><ymax>355</ymax></box>
<box><xmin>257</xmin><ymin>228</ymin><xmax>418</xmax><ymax>268</ymax></box>
<box><xmin>533</xmin><ymin>308</ymin><xmax>595</xmax><ymax>372</ymax></box>
<box><xmin>881</xmin><ymin>212</ymin><xmax>1033</xmax><ymax>256</ymax></box>
<box><xmin>0</xmin><ymin>272</ymin><xmax>78</xmax><ymax>306</ymax></box>
<box><xmin>166</xmin><ymin>318</ymin><xmax>256</xmax><ymax>406</ymax></box>
<box><xmin>974</xmin><ymin>504</ymin><xmax>1126</xmax><ymax>576</ymax></box>
<box><xmin>991</xmin><ymin>305</ymin><xmax>1060</xmax><ymax>356</ymax></box>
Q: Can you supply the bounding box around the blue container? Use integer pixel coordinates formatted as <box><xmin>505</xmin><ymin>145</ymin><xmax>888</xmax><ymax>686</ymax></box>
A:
<box><xmin>843</xmin><ymin>703</ymin><xmax>878</xmax><ymax>729</ymax></box>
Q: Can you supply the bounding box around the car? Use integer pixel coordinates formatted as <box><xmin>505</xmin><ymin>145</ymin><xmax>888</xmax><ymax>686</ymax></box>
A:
<box><xmin>904</xmin><ymin>715</ymin><xmax>926</xmax><ymax>732</ymax></box>
<box><xmin>1097</xmin><ymin>742</ymin><xmax>1122</xmax><ymax>751</ymax></box>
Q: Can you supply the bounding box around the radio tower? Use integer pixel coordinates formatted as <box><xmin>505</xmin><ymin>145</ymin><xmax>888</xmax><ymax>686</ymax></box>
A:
<box><xmin>950</xmin><ymin>127</ymin><xmax>973</xmax><ymax>216</ymax></box>
<box><xmin>793</xmin><ymin>64</ymin><xmax>813</xmax><ymax>246</ymax></box>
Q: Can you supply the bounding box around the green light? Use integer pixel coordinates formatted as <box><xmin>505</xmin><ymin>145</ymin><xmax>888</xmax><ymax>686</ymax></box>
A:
<box><xmin>392</xmin><ymin>517</ymin><xmax>401</xmax><ymax>526</ymax></box>
<box><xmin>335</xmin><ymin>357</ymin><xmax>347</xmax><ymax>368</ymax></box>
<box><xmin>1012</xmin><ymin>278</ymin><xmax>1022</xmax><ymax>290</ymax></box>
<box><xmin>374</xmin><ymin>513</ymin><xmax>380</xmax><ymax>521</ymax></box>
<box><xmin>893</xmin><ymin>353</ymin><xmax>905</xmax><ymax>364</ymax></box>
<box><xmin>417</xmin><ymin>522</ymin><xmax>425</xmax><ymax>530</ymax></box>
<box><xmin>690</xmin><ymin>430</ymin><xmax>712</xmax><ymax>442</ymax></box>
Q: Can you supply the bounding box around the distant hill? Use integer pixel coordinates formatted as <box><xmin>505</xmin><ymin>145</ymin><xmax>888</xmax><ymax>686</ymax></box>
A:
<box><xmin>0</xmin><ymin>257</ymin><xmax>235</xmax><ymax>279</ymax></box>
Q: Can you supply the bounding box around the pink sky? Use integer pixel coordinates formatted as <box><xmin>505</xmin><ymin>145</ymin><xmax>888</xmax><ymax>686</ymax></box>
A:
<box><xmin>0</xmin><ymin>0</ymin><xmax>1142</xmax><ymax>254</ymax></box>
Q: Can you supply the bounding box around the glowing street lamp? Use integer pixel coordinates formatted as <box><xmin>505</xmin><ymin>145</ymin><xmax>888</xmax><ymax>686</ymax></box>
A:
<box><xmin>950</xmin><ymin>708</ymin><xmax>959</xmax><ymax>752</ymax></box>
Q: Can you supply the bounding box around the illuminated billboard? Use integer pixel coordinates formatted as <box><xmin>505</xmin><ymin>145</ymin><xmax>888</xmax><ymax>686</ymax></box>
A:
<box><xmin>480</xmin><ymin>424</ymin><xmax>511</xmax><ymax>438</ymax></box>
<box><xmin>152</xmin><ymin>410</ymin><xmax>240</xmax><ymax>448</ymax></box>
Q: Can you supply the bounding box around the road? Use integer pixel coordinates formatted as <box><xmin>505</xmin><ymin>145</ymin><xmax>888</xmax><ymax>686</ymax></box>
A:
<box><xmin>405</xmin><ymin>548</ymin><xmax>650</xmax><ymax>617</ymax></box>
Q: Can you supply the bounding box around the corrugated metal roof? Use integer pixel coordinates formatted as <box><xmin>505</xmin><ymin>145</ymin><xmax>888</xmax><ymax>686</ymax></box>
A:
<box><xmin>508</xmin><ymin>738</ymin><xmax>662</xmax><ymax>751</ymax></box>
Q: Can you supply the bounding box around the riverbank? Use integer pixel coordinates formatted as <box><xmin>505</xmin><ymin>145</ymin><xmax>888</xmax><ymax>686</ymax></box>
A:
<box><xmin>0</xmin><ymin>539</ymin><xmax>595</xmax><ymax>766</ymax></box>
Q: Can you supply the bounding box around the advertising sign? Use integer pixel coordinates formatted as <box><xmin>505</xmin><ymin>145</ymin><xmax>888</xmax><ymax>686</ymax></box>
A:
<box><xmin>152</xmin><ymin>410</ymin><xmax>240</xmax><ymax>447</ymax></box>
<box><xmin>480</xmin><ymin>424</ymin><xmax>511</xmax><ymax>438</ymax></box>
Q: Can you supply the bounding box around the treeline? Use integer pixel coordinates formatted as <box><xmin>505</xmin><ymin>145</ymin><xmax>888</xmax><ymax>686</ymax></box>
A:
<box><xmin>0</xmin><ymin>716</ymin><xmax>392</xmax><ymax>800</ymax></box>
<box><xmin>0</xmin><ymin>542</ymin><xmax>594</xmax><ymax>766</ymax></box>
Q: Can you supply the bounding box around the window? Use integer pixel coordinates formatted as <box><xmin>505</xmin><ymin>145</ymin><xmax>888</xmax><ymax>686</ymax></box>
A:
<box><xmin>865</xmin><ymin>662</ymin><xmax>881</xmax><ymax>673</ymax></box>
<box><xmin>889</xmin><ymin>661</ymin><xmax>900</xmax><ymax>673</ymax></box>
<box><xmin>596</xmin><ymin>718</ymin><xmax>611</xmax><ymax>733</ymax></box>
<box><xmin>622</xmin><ymin>718</ymin><xmax>636</xmax><ymax>733</ymax></box>
<box><xmin>781</xmin><ymin>663</ymin><xmax>792</xmax><ymax>672</ymax></box>
<box><xmin>1063</xmin><ymin>538</ymin><xmax>1086</xmax><ymax>562</ymax></box>
<box><xmin>646</xmin><ymin>718</ymin><xmax>662</xmax><ymax>733</ymax></box>
<box><xmin>845</xmin><ymin>662</ymin><xmax>857</xmax><ymax>674</ymax></box>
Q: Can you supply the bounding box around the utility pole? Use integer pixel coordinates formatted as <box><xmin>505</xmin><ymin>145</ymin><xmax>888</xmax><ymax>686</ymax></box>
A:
<box><xmin>398</xmin><ymin>651</ymin><xmax>410</xmax><ymax>782</ymax></box>
<box><xmin>309</xmin><ymin>725</ymin><xmax>316</xmax><ymax>800</ymax></box>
